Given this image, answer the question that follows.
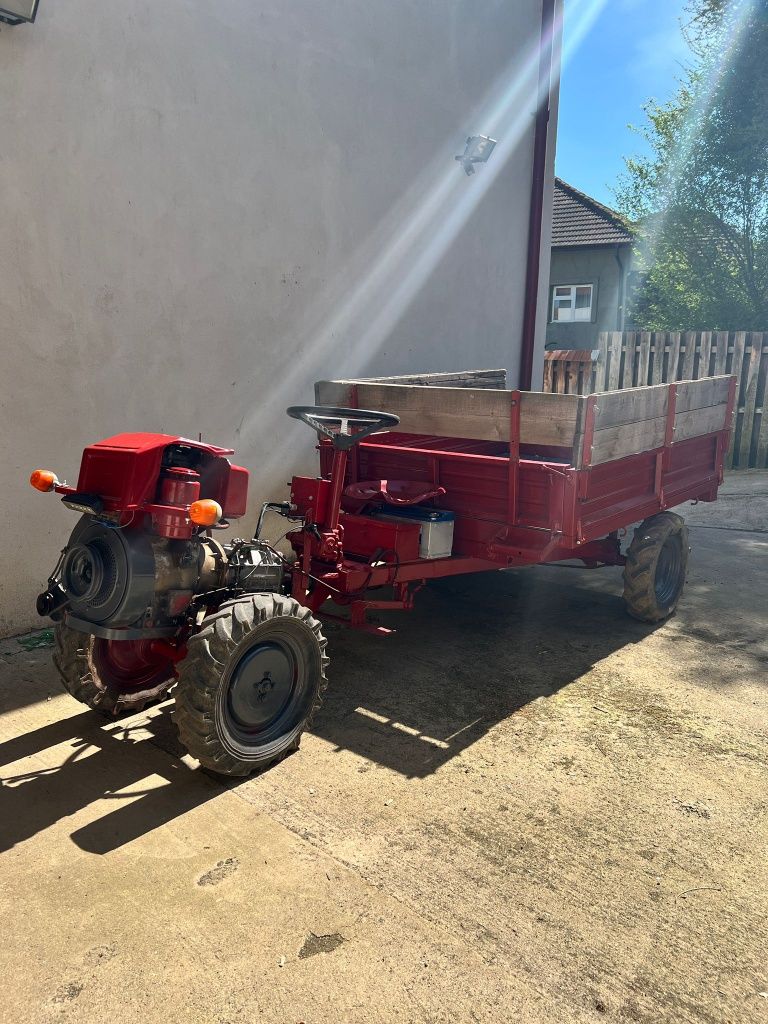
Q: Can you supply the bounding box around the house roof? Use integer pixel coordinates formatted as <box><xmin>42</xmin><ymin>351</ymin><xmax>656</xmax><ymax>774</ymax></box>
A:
<box><xmin>552</xmin><ymin>178</ymin><xmax>634</xmax><ymax>248</ymax></box>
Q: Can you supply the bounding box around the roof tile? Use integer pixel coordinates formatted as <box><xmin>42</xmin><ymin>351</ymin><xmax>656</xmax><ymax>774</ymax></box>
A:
<box><xmin>552</xmin><ymin>178</ymin><xmax>633</xmax><ymax>248</ymax></box>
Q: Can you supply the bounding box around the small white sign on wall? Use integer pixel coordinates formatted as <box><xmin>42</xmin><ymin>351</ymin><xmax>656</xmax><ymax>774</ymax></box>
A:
<box><xmin>0</xmin><ymin>0</ymin><xmax>39</xmax><ymax>23</ymax></box>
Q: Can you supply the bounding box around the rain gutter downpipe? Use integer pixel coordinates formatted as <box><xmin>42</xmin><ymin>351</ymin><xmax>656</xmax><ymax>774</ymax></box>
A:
<box><xmin>615</xmin><ymin>243</ymin><xmax>626</xmax><ymax>331</ymax></box>
<box><xmin>519</xmin><ymin>0</ymin><xmax>557</xmax><ymax>391</ymax></box>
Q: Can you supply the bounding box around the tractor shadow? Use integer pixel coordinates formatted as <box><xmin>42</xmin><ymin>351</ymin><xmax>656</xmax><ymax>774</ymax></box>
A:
<box><xmin>310</xmin><ymin>564</ymin><xmax>664</xmax><ymax>779</ymax></box>
<box><xmin>0</xmin><ymin>528</ymin><xmax>753</xmax><ymax>851</ymax></box>
<box><xmin>0</xmin><ymin>566</ymin><xmax>646</xmax><ymax>854</ymax></box>
<box><xmin>0</xmin><ymin>704</ymin><xmax>241</xmax><ymax>856</ymax></box>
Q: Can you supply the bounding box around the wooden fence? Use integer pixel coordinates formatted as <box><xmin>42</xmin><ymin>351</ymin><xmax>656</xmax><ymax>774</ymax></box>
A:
<box><xmin>544</xmin><ymin>331</ymin><xmax>768</xmax><ymax>468</ymax></box>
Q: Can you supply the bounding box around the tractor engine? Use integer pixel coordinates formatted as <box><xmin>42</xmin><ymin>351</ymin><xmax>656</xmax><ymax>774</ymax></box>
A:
<box><xmin>45</xmin><ymin>515</ymin><xmax>228</xmax><ymax>635</ymax></box>
<box><xmin>33</xmin><ymin>433</ymin><xmax>282</xmax><ymax>639</ymax></box>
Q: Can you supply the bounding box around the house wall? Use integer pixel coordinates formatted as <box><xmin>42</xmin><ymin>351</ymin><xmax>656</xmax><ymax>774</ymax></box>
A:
<box><xmin>546</xmin><ymin>245</ymin><xmax>632</xmax><ymax>349</ymax></box>
<box><xmin>0</xmin><ymin>0</ymin><xmax>558</xmax><ymax>636</ymax></box>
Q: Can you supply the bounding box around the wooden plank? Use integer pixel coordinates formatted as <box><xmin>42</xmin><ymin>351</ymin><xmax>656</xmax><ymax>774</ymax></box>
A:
<box><xmin>675</xmin><ymin>376</ymin><xmax>732</xmax><ymax>413</ymax></box>
<box><xmin>698</xmin><ymin>331</ymin><xmax>713</xmax><ymax>378</ymax></box>
<box><xmin>738</xmin><ymin>333</ymin><xmax>762</xmax><ymax>467</ymax></box>
<box><xmin>667</xmin><ymin>332</ymin><xmax>682</xmax><ymax>380</ymax></box>
<box><xmin>543</xmin><ymin>357</ymin><xmax>554</xmax><ymax>394</ymax></box>
<box><xmin>680</xmin><ymin>330</ymin><xmax>697</xmax><ymax>381</ymax></box>
<box><xmin>315</xmin><ymin>380</ymin><xmax>355</xmax><ymax>405</ymax></box>
<box><xmin>758</xmin><ymin>416</ymin><xmax>768</xmax><ymax>469</ymax></box>
<box><xmin>727</xmin><ymin>331</ymin><xmax>747</xmax><ymax>467</ymax></box>
<box><xmin>713</xmin><ymin>331</ymin><xmax>729</xmax><ymax>376</ymax></box>
<box><xmin>637</xmin><ymin>331</ymin><xmax>651</xmax><ymax>387</ymax></box>
<box><xmin>674</xmin><ymin>403</ymin><xmax>728</xmax><ymax>442</ymax></box>
<box><xmin>341</xmin><ymin>382</ymin><xmax>512</xmax><ymax>440</ymax></box>
<box><xmin>729</xmin><ymin>330</ymin><xmax>746</xmax><ymax>379</ymax></box>
<box><xmin>365</xmin><ymin>369</ymin><xmax>507</xmax><ymax>389</ymax></box>
<box><xmin>650</xmin><ymin>331</ymin><xmax>666</xmax><ymax>385</ymax></box>
<box><xmin>317</xmin><ymin>380</ymin><xmax>584</xmax><ymax>448</ymax></box>
<box><xmin>622</xmin><ymin>332</ymin><xmax>637</xmax><ymax>388</ymax></box>
<box><xmin>754</xmin><ymin>335</ymin><xmax>768</xmax><ymax>468</ymax></box>
<box><xmin>593</xmin><ymin>334</ymin><xmax>609</xmax><ymax>391</ymax></box>
<box><xmin>544</xmin><ymin>349</ymin><xmax>593</xmax><ymax>362</ymax></box>
<box><xmin>565</xmin><ymin>359</ymin><xmax>580</xmax><ymax>396</ymax></box>
<box><xmin>594</xmin><ymin>383</ymin><xmax>669</xmax><ymax>429</ymax></box>
<box><xmin>590</xmin><ymin>416</ymin><xmax>667</xmax><ymax>465</ymax></box>
<box><xmin>584</xmin><ymin>360</ymin><xmax>598</xmax><ymax>396</ymax></box>
<box><xmin>520</xmin><ymin>392</ymin><xmax>584</xmax><ymax>446</ymax></box>
<box><xmin>605</xmin><ymin>332</ymin><xmax>623</xmax><ymax>391</ymax></box>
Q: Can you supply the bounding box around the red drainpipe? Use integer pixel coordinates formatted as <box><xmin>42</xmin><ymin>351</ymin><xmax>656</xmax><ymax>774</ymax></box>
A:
<box><xmin>519</xmin><ymin>0</ymin><xmax>557</xmax><ymax>390</ymax></box>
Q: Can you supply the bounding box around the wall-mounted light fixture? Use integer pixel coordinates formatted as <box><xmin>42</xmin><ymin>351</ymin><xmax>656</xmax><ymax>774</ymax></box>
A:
<box><xmin>0</xmin><ymin>0</ymin><xmax>39</xmax><ymax>25</ymax></box>
<box><xmin>455</xmin><ymin>135</ymin><xmax>497</xmax><ymax>176</ymax></box>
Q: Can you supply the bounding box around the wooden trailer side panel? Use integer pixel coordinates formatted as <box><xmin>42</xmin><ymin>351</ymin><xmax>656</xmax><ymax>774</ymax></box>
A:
<box><xmin>315</xmin><ymin>373</ymin><xmax>735</xmax><ymax>556</ymax></box>
<box><xmin>577</xmin><ymin>376</ymin><xmax>732</xmax><ymax>467</ymax></box>
<box><xmin>574</xmin><ymin>377</ymin><xmax>732</xmax><ymax>542</ymax></box>
<box><xmin>316</xmin><ymin>379</ymin><xmax>584</xmax><ymax>452</ymax></box>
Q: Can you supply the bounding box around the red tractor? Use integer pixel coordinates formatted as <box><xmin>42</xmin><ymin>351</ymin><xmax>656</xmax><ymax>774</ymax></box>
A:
<box><xmin>32</xmin><ymin>376</ymin><xmax>733</xmax><ymax>776</ymax></box>
<box><xmin>32</xmin><ymin>409</ymin><xmax>399</xmax><ymax>776</ymax></box>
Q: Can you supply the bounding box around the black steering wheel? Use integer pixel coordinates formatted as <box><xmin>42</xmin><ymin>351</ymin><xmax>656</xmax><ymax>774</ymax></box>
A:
<box><xmin>286</xmin><ymin>405</ymin><xmax>400</xmax><ymax>450</ymax></box>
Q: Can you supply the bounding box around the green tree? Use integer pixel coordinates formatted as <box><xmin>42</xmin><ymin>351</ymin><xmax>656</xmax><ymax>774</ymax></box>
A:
<box><xmin>617</xmin><ymin>0</ymin><xmax>768</xmax><ymax>330</ymax></box>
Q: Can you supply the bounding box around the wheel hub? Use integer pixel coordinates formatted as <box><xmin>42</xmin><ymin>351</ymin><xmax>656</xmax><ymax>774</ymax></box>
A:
<box><xmin>228</xmin><ymin>641</ymin><xmax>296</xmax><ymax>732</ymax></box>
<box><xmin>654</xmin><ymin>536</ymin><xmax>682</xmax><ymax>606</ymax></box>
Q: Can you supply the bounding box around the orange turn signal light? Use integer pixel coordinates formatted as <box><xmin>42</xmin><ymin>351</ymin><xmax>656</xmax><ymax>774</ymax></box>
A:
<box><xmin>189</xmin><ymin>499</ymin><xmax>222</xmax><ymax>527</ymax></box>
<box><xmin>30</xmin><ymin>469</ymin><xmax>59</xmax><ymax>492</ymax></box>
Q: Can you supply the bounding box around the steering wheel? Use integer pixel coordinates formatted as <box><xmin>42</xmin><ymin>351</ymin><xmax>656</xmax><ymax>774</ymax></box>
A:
<box><xmin>286</xmin><ymin>406</ymin><xmax>400</xmax><ymax>451</ymax></box>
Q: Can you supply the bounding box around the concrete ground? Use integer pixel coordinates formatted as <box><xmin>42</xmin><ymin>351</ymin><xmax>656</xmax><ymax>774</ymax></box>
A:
<box><xmin>1</xmin><ymin>472</ymin><xmax>766</xmax><ymax>1024</ymax></box>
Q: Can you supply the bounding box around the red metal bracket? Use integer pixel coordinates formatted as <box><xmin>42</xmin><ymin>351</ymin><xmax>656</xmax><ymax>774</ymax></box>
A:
<box><xmin>508</xmin><ymin>390</ymin><xmax>521</xmax><ymax>525</ymax></box>
<box><xmin>576</xmin><ymin>393</ymin><xmax>599</xmax><ymax>515</ymax></box>
<box><xmin>655</xmin><ymin>382</ymin><xmax>677</xmax><ymax>508</ymax></box>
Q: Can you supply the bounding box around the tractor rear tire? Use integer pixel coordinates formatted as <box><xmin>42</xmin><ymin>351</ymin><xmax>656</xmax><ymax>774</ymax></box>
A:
<box><xmin>173</xmin><ymin>594</ymin><xmax>329</xmax><ymax>777</ymax></box>
<box><xmin>622</xmin><ymin>512</ymin><xmax>689</xmax><ymax>622</ymax></box>
<box><xmin>53</xmin><ymin>623</ymin><xmax>176</xmax><ymax>715</ymax></box>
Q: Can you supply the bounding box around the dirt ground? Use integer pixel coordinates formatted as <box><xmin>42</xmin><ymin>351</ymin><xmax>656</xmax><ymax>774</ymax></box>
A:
<box><xmin>0</xmin><ymin>472</ymin><xmax>766</xmax><ymax>1024</ymax></box>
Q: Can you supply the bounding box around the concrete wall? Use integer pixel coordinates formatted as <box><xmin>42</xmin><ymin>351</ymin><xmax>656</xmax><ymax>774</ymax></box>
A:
<box><xmin>0</xmin><ymin>0</ymin><xmax>557</xmax><ymax>636</ymax></box>
<box><xmin>546</xmin><ymin>245</ymin><xmax>631</xmax><ymax>349</ymax></box>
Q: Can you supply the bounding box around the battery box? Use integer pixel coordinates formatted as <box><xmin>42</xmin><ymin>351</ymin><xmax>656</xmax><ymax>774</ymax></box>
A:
<box><xmin>373</xmin><ymin>506</ymin><xmax>455</xmax><ymax>559</ymax></box>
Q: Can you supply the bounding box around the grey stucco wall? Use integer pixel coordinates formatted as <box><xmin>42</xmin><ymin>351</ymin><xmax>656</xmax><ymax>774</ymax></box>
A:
<box><xmin>0</xmin><ymin>0</ymin><xmax>557</xmax><ymax>636</ymax></box>
<box><xmin>546</xmin><ymin>245</ymin><xmax>631</xmax><ymax>349</ymax></box>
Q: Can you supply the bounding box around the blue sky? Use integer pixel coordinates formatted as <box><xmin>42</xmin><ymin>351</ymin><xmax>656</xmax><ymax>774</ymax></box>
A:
<box><xmin>556</xmin><ymin>0</ymin><xmax>691</xmax><ymax>208</ymax></box>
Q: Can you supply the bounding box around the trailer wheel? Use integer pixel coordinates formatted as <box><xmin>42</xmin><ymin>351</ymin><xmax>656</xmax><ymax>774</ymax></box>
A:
<box><xmin>174</xmin><ymin>594</ymin><xmax>328</xmax><ymax>777</ymax></box>
<box><xmin>53</xmin><ymin>623</ymin><xmax>176</xmax><ymax>715</ymax></box>
<box><xmin>622</xmin><ymin>512</ymin><xmax>689</xmax><ymax>622</ymax></box>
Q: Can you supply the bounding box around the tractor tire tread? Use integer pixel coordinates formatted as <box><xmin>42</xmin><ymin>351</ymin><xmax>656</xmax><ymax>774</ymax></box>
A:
<box><xmin>173</xmin><ymin>594</ymin><xmax>328</xmax><ymax>776</ymax></box>
<box><xmin>53</xmin><ymin>624</ymin><xmax>114</xmax><ymax>716</ymax></box>
<box><xmin>623</xmin><ymin>512</ymin><xmax>689</xmax><ymax>623</ymax></box>
<box><xmin>52</xmin><ymin>623</ymin><xmax>175</xmax><ymax>716</ymax></box>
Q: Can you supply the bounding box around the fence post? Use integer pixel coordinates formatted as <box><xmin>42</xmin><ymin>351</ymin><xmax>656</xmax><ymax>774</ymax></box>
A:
<box><xmin>713</xmin><ymin>331</ymin><xmax>729</xmax><ymax>376</ymax></box>
<box><xmin>606</xmin><ymin>332</ymin><xmax>623</xmax><ymax>391</ymax></box>
<box><xmin>680</xmin><ymin>330</ymin><xmax>697</xmax><ymax>380</ymax></box>
<box><xmin>698</xmin><ymin>331</ymin><xmax>713</xmax><ymax>378</ymax></box>
<box><xmin>727</xmin><ymin>332</ymin><xmax>747</xmax><ymax>467</ymax></box>
<box><xmin>738</xmin><ymin>333</ymin><xmax>762</xmax><ymax>468</ymax></box>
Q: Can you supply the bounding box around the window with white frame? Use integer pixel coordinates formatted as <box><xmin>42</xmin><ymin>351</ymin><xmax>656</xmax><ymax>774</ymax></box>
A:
<box><xmin>551</xmin><ymin>284</ymin><xmax>593</xmax><ymax>323</ymax></box>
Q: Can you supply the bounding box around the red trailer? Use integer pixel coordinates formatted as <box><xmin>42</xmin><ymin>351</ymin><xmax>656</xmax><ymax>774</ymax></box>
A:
<box><xmin>292</xmin><ymin>371</ymin><xmax>736</xmax><ymax>629</ymax></box>
<box><xmin>32</xmin><ymin>370</ymin><xmax>735</xmax><ymax>776</ymax></box>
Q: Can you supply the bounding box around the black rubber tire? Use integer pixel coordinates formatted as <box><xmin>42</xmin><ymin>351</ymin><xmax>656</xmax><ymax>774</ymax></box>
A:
<box><xmin>622</xmin><ymin>512</ymin><xmax>689</xmax><ymax>622</ymax></box>
<box><xmin>173</xmin><ymin>594</ymin><xmax>329</xmax><ymax>777</ymax></box>
<box><xmin>52</xmin><ymin>623</ymin><xmax>175</xmax><ymax>715</ymax></box>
